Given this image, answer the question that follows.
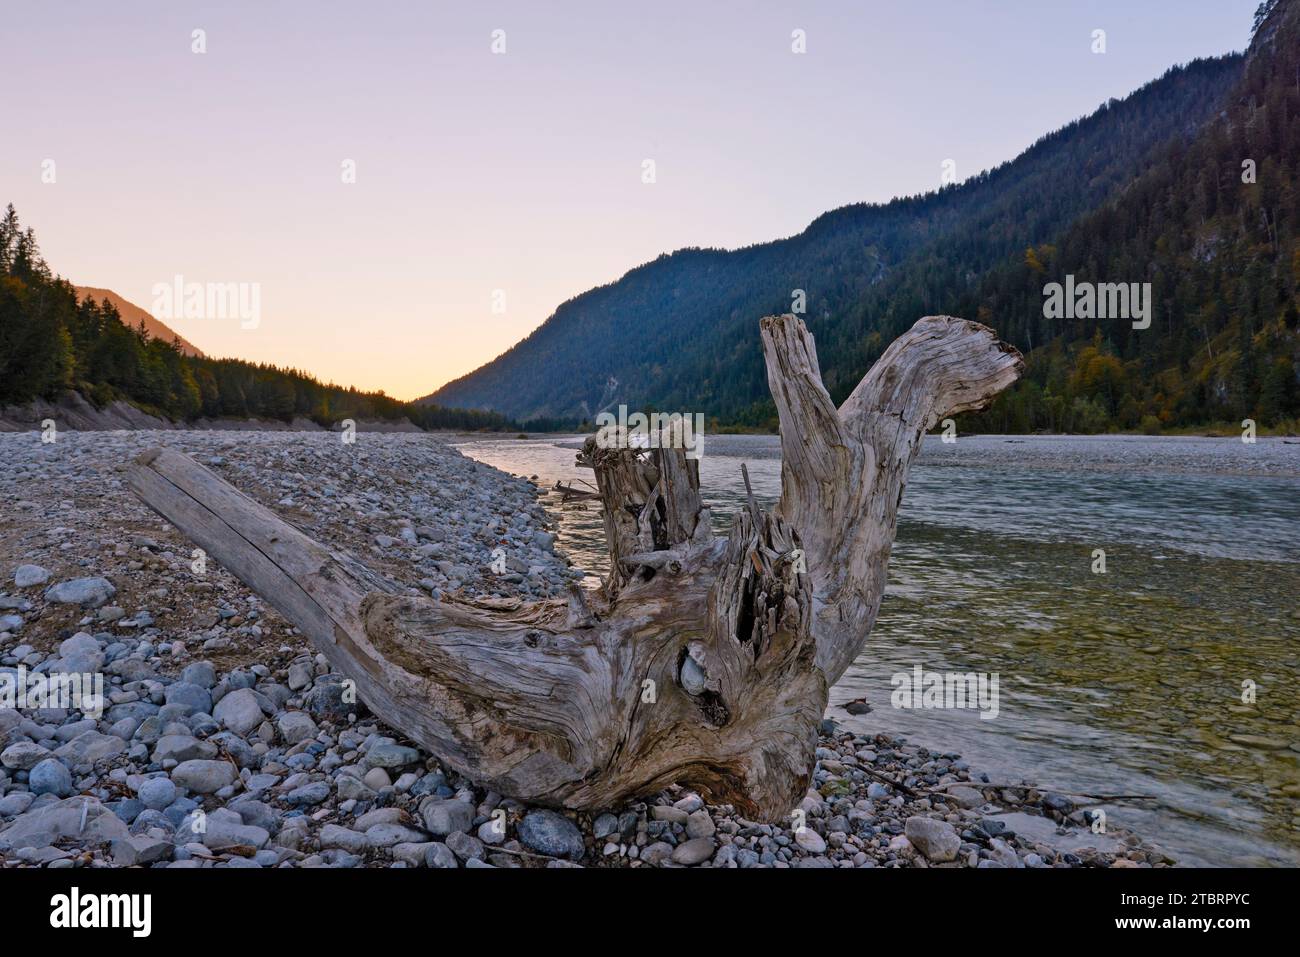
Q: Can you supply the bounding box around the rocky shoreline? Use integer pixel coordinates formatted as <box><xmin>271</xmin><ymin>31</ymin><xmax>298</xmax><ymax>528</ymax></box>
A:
<box><xmin>0</xmin><ymin>430</ymin><xmax>1171</xmax><ymax>868</ymax></box>
<box><xmin>0</xmin><ymin>391</ymin><xmax>427</xmax><ymax>434</ymax></box>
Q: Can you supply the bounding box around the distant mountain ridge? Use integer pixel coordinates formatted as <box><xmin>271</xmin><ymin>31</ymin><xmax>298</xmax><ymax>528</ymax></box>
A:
<box><xmin>73</xmin><ymin>286</ymin><xmax>205</xmax><ymax>358</ymax></box>
<box><xmin>426</xmin><ymin>9</ymin><xmax>1292</xmax><ymax>432</ymax></box>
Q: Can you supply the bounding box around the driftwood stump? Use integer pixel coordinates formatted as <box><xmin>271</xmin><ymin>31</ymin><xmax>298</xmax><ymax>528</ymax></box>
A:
<box><xmin>128</xmin><ymin>314</ymin><xmax>1021</xmax><ymax>820</ymax></box>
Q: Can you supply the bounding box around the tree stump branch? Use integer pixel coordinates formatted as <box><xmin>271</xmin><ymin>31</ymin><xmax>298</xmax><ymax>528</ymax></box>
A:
<box><xmin>128</xmin><ymin>314</ymin><xmax>1021</xmax><ymax>820</ymax></box>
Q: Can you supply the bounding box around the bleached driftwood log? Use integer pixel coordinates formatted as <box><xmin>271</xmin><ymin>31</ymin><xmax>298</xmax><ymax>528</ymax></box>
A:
<box><xmin>128</xmin><ymin>315</ymin><xmax>1021</xmax><ymax>820</ymax></box>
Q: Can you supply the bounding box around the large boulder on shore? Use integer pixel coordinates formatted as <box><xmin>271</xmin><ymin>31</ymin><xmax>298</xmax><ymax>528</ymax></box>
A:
<box><xmin>213</xmin><ymin>687</ymin><xmax>266</xmax><ymax>736</ymax></box>
<box><xmin>13</xmin><ymin>564</ymin><xmax>50</xmax><ymax>588</ymax></box>
<box><xmin>0</xmin><ymin>796</ymin><xmax>130</xmax><ymax>849</ymax></box>
<box><xmin>517</xmin><ymin>809</ymin><xmax>585</xmax><ymax>860</ymax></box>
<box><xmin>171</xmin><ymin>759</ymin><xmax>238</xmax><ymax>794</ymax></box>
<box><xmin>905</xmin><ymin>815</ymin><xmax>961</xmax><ymax>862</ymax></box>
<box><xmin>44</xmin><ymin>576</ymin><xmax>116</xmax><ymax>608</ymax></box>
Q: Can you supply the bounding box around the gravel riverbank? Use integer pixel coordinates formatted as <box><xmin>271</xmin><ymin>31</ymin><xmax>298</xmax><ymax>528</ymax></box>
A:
<box><xmin>0</xmin><ymin>430</ymin><xmax>1170</xmax><ymax>868</ymax></box>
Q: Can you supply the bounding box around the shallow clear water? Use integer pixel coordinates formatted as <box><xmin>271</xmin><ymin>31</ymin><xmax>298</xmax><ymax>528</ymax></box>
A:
<box><xmin>453</xmin><ymin>433</ymin><xmax>1300</xmax><ymax>867</ymax></box>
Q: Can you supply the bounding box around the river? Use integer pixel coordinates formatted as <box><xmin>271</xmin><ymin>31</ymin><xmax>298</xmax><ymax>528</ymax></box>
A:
<box><xmin>452</xmin><ymin>432</ymin><xmax>1300</xmax><ymax>867</ymax></box>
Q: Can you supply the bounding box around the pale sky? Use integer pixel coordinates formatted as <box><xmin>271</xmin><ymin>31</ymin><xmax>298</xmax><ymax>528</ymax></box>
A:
<box><xmin>4</xmin><ymin>0</ymin><xmax>1257</xmax><ymax>400</ymax></box>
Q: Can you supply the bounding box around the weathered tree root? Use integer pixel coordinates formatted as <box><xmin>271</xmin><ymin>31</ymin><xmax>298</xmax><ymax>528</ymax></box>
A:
<box><xmin>128</xmin><ymin>314</ymin><xmax>1021</xmax><ymax>821</ymax></box>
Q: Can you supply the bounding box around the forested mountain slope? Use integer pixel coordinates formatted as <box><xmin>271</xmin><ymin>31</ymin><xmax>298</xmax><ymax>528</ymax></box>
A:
<box><xmin>961</xmin><ymin>0</ymin><xmax>1300</xmax><ymax>432</ymax></box>
<box><xmin>73</xmin><ymin>286</ymin><xmax>206</xmax><ymax>358</ymax></box>
<box><xmin>429</xmin><ymin>48</ymin><xmax>1246</xmax><ymax>428</ymax></box>
<box><xmin>0</xmin><ymin>207</ymin><xmax>514</xmax><ymax>431</ymax></box>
